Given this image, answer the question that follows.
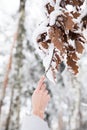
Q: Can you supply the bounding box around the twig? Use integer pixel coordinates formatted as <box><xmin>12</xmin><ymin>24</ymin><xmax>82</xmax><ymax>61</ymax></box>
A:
<box><xmin>45</xmin><ymin>48</ymin><xmax>55</xmax><ymax>76</ymax></box>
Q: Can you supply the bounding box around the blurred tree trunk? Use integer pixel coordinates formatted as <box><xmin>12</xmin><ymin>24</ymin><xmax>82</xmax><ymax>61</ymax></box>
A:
<box><xmin>69</xmin><ymin>77</ymin><xmax>81</xmax><ymax>130</ymax></box>
<box><xmin>5</xmin><ymin>1</ymin><xmax>25</xmax><ymax>130</ymax></box>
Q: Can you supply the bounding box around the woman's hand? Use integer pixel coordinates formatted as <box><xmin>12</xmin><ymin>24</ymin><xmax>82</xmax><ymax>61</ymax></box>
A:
<box><xmin>32</xmin><ymin>76</ymin><xmax>50</xmax><ymax>119</ymax></box>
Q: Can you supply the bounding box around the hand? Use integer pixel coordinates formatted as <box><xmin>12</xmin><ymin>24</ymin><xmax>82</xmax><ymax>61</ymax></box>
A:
<box><xmin>32</xmin><ymin>76</ymin><xmax>50</xmax><ymax>119</ymax></box>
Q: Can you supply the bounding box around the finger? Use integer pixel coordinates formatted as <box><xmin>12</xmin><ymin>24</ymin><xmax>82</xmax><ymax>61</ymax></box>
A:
<box><xmin>44</xmin><ymin>90</ymin><xmax>48</xmax><ymax>95</ymax></box>
<box><xmin>36</xmin><ymin>76</ymin><xmax>45</xmax><ymax>91</ymax></box>
<box><xmin>42</xmin><ymin>83</ymin><xmax>46</xmax><ymax>86</ymax></box>
<box><xmin>41</xmin><ymin>83</ymin><xmax>46</xmax><ymax>91</ymax></box>
<box><xmin>35</xmin><ymin>84</ymin><xmax>46</xmax><ymax>94</ymax></box>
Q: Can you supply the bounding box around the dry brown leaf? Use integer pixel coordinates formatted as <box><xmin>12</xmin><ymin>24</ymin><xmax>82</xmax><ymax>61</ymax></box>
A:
<box><xmin>69</xmin><ymin>52</ymin><xmax>79</xmax><ymax>61</ymax></box>
<box><xmin>72</xmin><ymin>0</ymin><xmax>84</xmax><ymax>6</ymax></box>
<box><xmin>60</xmin><ymin>0</ymin><xmax>83</xmax><ymax>8</ymax></box>
<box><xmin>69</xmin><ymin>31</ymin><xmax>80</xmax><ymax>40</ymax></box>
<box><xmin>71</xmin><ymin>12</ymin><xmax>80</xmax><ymax>18</ymax></box>
<box><xmin>46</xmin><ymin>3</ymin><xmax>54</xmax><ymax>14</ymax></box>
<box><xmin>74</xmin><ymin>24</ymin><xmax>79</xmax><ymax>30</ymax></box>
<box><xmin>53</xmin><ymin>0</ymin><xmax>56</xmax><ymax>3</ymax></box>
<box><xmin>52</xmin><ymin>52</ymin><xmax>61</xmax><ymax>70</ymax></box>
<box><xmin>55</xmin><ymin>53</ymin><xmax>61</xmax><ymax>69</ymax></box>
<box><xmin>37</xmin><ymin>32</ymin><xmax>47</xmax><ymax>43</ymax></box>
<box><xmin>82</xmin><ymin>15</ymin><xmax>87</xmax><ymax>29</ymax></box>
<box><xmin>41</xmin><ymin>42</ymin><xmax>49</xmax><ymax>49</ymax></box>
<box><xmin>64</xmin><ymin>12</ymin><xmax>75</xmax><ymax>30</ymax></box>
<box><xmin>60</xmin><ymin>0</ymin><xmax>69</xmax><ymax>8</ymax></box>
<box><xmin>49</xmin><ymin>26</ymin><xmax>63</xmax><ymax>51</ymax></box>
<box><xmin>67</xmin><ymin>56</ymin><xmax>79</xmax><ymax>74</ymax></box>
<box><xmin>75</xmin><ymin>40</ymin><xmax>84</xmax><ymax>53</ymax></box>
<box><xmin>67</xmin><ymin>45</ymin><xmax>79</xmax><ymax>60</ymax></box>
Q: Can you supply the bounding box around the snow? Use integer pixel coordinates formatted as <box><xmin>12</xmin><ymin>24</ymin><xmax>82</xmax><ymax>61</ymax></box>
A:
<box><xmin>0</xmin><ymin>0</ymin><xmax>20</xmax><ymax>15</ymax></box>
<box><xmin>66</xmin><ymin>5</ymin><xmax>75</xmax><ymax>12</ymax></box>
<box><xmin>25</xmin><ymin>0</ymin><xmax>48</xmax><ymax>43</ymax></box>
<box><xmin>50</xmin><ymin>10</ymin><xmax>63</xmax><ymax>25</ymax></box>
<box><xmin>31</xmin><ymin>0</ymin><xmax>87</xmax><ymax>83</ymax></box>
<box><xmin>0</xmin><ymin>0</ymin><xmax>87</xmax><ymax>130</ymax></box>
<box><xmin>43</xmin><ymin>44</ymin><xmax>54</xmax><ymax>68</ymax></box>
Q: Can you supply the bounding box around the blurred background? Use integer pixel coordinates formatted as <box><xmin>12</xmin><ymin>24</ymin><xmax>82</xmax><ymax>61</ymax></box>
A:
<box><xmin>0</xmin><ymin>0</ymin><xmax>87</xmax><ymax>130</ymax></box>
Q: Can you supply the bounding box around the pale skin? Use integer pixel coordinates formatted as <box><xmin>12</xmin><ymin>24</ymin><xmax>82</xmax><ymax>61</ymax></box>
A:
<box><xmin>32</xmin><ymin>76</ymin><xmax>50</xmax><ymax>119</ymax></box>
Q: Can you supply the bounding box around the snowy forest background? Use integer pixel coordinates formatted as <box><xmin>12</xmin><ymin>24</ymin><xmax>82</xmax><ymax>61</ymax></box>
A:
<box><xmin>0</xmin><ymin>0</ymin><xmax>87</xmax><ymax>130</ymax></box>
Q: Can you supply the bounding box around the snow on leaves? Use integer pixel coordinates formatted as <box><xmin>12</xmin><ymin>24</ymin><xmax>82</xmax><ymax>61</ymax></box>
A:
<box><xmin>34</xmin><ymin>0</ymin><xmax>87</xmax><ymax>82</ymax></box>
<box><xmin>60</xmin><ymin>0</ymin><xmax>84</xmax><ymax>8</ymax></box>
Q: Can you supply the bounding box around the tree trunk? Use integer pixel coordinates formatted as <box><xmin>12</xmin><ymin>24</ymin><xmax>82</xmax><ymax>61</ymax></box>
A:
<box><xmin>69</xmin><ymin>77</ymin><xmax>81</xmax><ymax>130</ymax></box>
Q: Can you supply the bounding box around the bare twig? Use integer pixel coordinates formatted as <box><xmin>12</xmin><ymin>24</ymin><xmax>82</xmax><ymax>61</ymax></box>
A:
<box><xmin>45</xmin><ymin>48</ymin><xmax>55</xmax><ymax>76</ymax></box>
